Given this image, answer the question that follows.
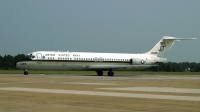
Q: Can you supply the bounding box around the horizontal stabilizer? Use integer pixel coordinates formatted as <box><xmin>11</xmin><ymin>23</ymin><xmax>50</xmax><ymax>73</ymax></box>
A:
<box><xmin>163</xmin><ymin>37</ymin><xmax>197</xmax><ymax>40</ymax></box>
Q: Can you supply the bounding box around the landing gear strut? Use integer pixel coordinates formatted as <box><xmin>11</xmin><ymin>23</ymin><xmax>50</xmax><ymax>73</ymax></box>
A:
<box><xmin>97</xmin><ymin>71</ymin><xmax>103</xmax><ymax>76</ymax></box>
<box><xmin>24</xmin><ymin>69</ymin><xmax>28</xmax><ymax>75</ymax></box>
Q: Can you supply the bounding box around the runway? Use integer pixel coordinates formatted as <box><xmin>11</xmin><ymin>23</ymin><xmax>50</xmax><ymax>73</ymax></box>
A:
<box><xmin>0</xmin><ymin>74</ymin><xmax>200</xmax><ymax>112</ymax></box>
<box><xmin>1</xmin><ymin>87</ymin><xmax>200</xmax><ymax>101</ymax></box>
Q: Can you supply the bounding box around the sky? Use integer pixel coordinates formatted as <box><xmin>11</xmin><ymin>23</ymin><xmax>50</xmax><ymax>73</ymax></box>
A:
<box><xmin>0</xmin><ymin>0</ymin><xmax>199</xmax><ymax>62</ymax></box>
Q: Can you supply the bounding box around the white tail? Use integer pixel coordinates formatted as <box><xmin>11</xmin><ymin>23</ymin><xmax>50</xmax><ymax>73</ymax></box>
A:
<box><xmin>146</xmin><ymin>36</ymin><xmax>197</xmax><ymax>57</ymax></box>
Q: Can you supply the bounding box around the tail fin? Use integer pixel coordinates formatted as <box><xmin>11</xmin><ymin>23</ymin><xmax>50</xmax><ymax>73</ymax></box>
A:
<box><xmin>146</xmin><ymin>36</ymin><xmax>197</xmax><ymax>57</ymax></box>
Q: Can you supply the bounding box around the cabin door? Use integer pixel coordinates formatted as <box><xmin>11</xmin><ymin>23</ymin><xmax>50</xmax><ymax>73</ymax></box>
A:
<box><xmin>36</xmin><ymin>53</ymin><xmax>42</xmax><ymax>64</ymax></box>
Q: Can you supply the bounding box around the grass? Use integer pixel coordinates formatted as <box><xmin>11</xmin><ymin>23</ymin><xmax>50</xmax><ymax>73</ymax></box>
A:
<box><xmin>0</xmin><ymin>69</ymin><xmax>200</xmax><ymax>75</ymax></box>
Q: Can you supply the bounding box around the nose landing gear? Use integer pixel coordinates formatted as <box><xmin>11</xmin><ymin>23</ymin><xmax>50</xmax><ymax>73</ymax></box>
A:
<box><xmin>24</xmin><ymin>69</ymin><xmax>29</xmax><ymax>75</ymax></box>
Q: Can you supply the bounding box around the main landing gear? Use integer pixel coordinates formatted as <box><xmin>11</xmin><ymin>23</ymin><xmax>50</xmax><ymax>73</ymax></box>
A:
<box><xmin>96</xmin><ymin>71</ymin><xmax>114</xmax><ymax>76</ymax></box>
<box><xmin>97</xmin><ymin>71</ymin><xmax>103</xmax><ymax>76</ymax></box>
<box><xmin>24</xmin><ymin>69</ymin><xmax>29</xmax><ymax>75</ymax></box>
<box><xmin>107</xmin><ymin>71</ymin><xmax>114</xmax><ymax>76</ymax></box>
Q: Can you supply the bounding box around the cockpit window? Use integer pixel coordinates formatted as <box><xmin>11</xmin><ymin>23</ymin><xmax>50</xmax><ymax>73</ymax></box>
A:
<box><xmin>26</xmin><ymin>54</ymin><xmax>33</xmax><ymax>59</ymax></box>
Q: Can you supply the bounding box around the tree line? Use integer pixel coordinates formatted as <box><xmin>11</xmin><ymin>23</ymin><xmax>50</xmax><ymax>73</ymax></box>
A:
<box><xmin>0</xmin><ymin>54</ymin><xmax>199</xmax><ymax>72</ymax></box>
<box><xmin>0</xmin><ymin>54</ymin><xmax>25</xmax><ymax>69</ymax></box>
<box><xmin>146</xmin><ymin>62</ymin><xmax>200</xmax><ymax>72</ymax></box>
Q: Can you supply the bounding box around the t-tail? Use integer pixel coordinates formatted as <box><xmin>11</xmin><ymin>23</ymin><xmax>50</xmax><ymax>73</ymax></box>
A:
<box><xmin>146</xmin><ymin>36</ymin><xmax>197</xmax><ymax>57</ymax></box>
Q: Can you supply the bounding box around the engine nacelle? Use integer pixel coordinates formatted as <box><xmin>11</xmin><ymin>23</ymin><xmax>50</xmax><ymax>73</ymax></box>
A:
<box><xmin>158</xmin><ymin>57</ymin><xmax>167</xmax><ymax>63</ymax></box>
<box><xmin>130</xmin><ymin>58</ymin><xmax>154</xmax><ymax>65</ymax></box>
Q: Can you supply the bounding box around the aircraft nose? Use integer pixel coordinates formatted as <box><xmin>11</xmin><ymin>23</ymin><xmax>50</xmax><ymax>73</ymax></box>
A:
<box><xmin>14</xmin><ymin>58</ymin><xmax>32</xmax><ymax>68</ymax></box>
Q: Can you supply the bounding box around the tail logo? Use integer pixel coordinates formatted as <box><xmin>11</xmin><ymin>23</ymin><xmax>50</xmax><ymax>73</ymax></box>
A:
<box><xmin>158</xmin><ymin>42</ymin><xmax>166</xmax><ymax>52</ymax></box>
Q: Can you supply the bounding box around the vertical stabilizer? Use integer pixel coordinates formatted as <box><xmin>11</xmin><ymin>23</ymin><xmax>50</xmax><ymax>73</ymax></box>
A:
<box><xmin>146</xmin><ymin>36</ymin><xmax>197</xmax><ymax>57</ymax></box>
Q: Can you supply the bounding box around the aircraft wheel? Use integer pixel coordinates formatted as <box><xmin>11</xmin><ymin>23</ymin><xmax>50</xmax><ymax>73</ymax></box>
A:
<box><xmin>97</xmin><ymin>71</ymin><xmax>103</xmax><ymax>76</ymax></box>
<box><xmin>107</xmin><ymin>71</ymin><xmax>114</xmax><ymax>76</ymax></box>
<box><xmin>24</xmin><ymin>71</ymin><xmax>28</xmax><ymax>75</ymax></box>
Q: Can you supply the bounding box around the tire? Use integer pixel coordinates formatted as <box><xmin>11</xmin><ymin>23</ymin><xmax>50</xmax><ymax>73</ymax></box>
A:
<box><xmin>97</xmin><ymin>71</ymin><xmax>103</xmax><ymax>76</ymax></box>
<box><xmin>107</xmin><ymin>71</ymin><xmax>114</xmax><ymax>76</ymax></box>
<box><xmin>24</xmin><ymin>71</ymin><xmax>28</xmax><ymax>75</ymax></box>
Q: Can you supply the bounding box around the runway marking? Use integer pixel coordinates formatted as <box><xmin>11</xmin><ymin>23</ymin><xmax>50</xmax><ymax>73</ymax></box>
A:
<box><xmin>61</xmin><ymin>82</ymin><xmax>118</xmax><ymax>85</ymax></box>
<box><xmin>0</xmin><ymin>82</ymin><xmax>35</xmax><ymax>85</ymax></box>
<box><xmin>1</xmin><ymin>87</ymin><xmax>200</xmax><ymax>102</ymax></box>
<box><xmin>100</xmin><ymin>87</ymin><xmax>200</xmax><ymax>94</ymax></box>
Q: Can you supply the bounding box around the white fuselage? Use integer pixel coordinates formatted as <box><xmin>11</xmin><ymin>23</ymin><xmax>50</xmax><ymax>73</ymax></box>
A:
<box><xmin>16</xmin><ymin>51</ymin><xmax>161</xmax><ymax>71</ymax></box>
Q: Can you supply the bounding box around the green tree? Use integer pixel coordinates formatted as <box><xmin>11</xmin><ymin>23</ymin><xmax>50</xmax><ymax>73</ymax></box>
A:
<box><xmin>14</xmin><ymin>54</ymin><xmax>25</xmax><ymax>61</ymax></box>
<box><xmin>193</xmin><ymin>63</ymin><xmax>200</xmax><ymax>72</ymax></box>
<box><xmin>2</xmin><ymin>55</ymin><xmax>15</xmax><ymax>69</ymax></box>
<box><xmin>190</xmin><ymin>62</ymin><xmax>198</xmax><ymax>72</ymax></box>
<box><xmin>0</xmin><ymin>55</ymin><xmax>3</xmax><ymax>69</ymax></box>
<box><xmin>165</xmin><ymin>62</ymin><xmax>173</xmax><ymax>72</ymax></box>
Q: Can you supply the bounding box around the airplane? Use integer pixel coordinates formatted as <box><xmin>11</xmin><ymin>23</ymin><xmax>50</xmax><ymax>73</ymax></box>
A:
<box><xmin>15</xmin><ymin>36</ymin><xmax>197</xmax><ymax>76</ymax></box>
